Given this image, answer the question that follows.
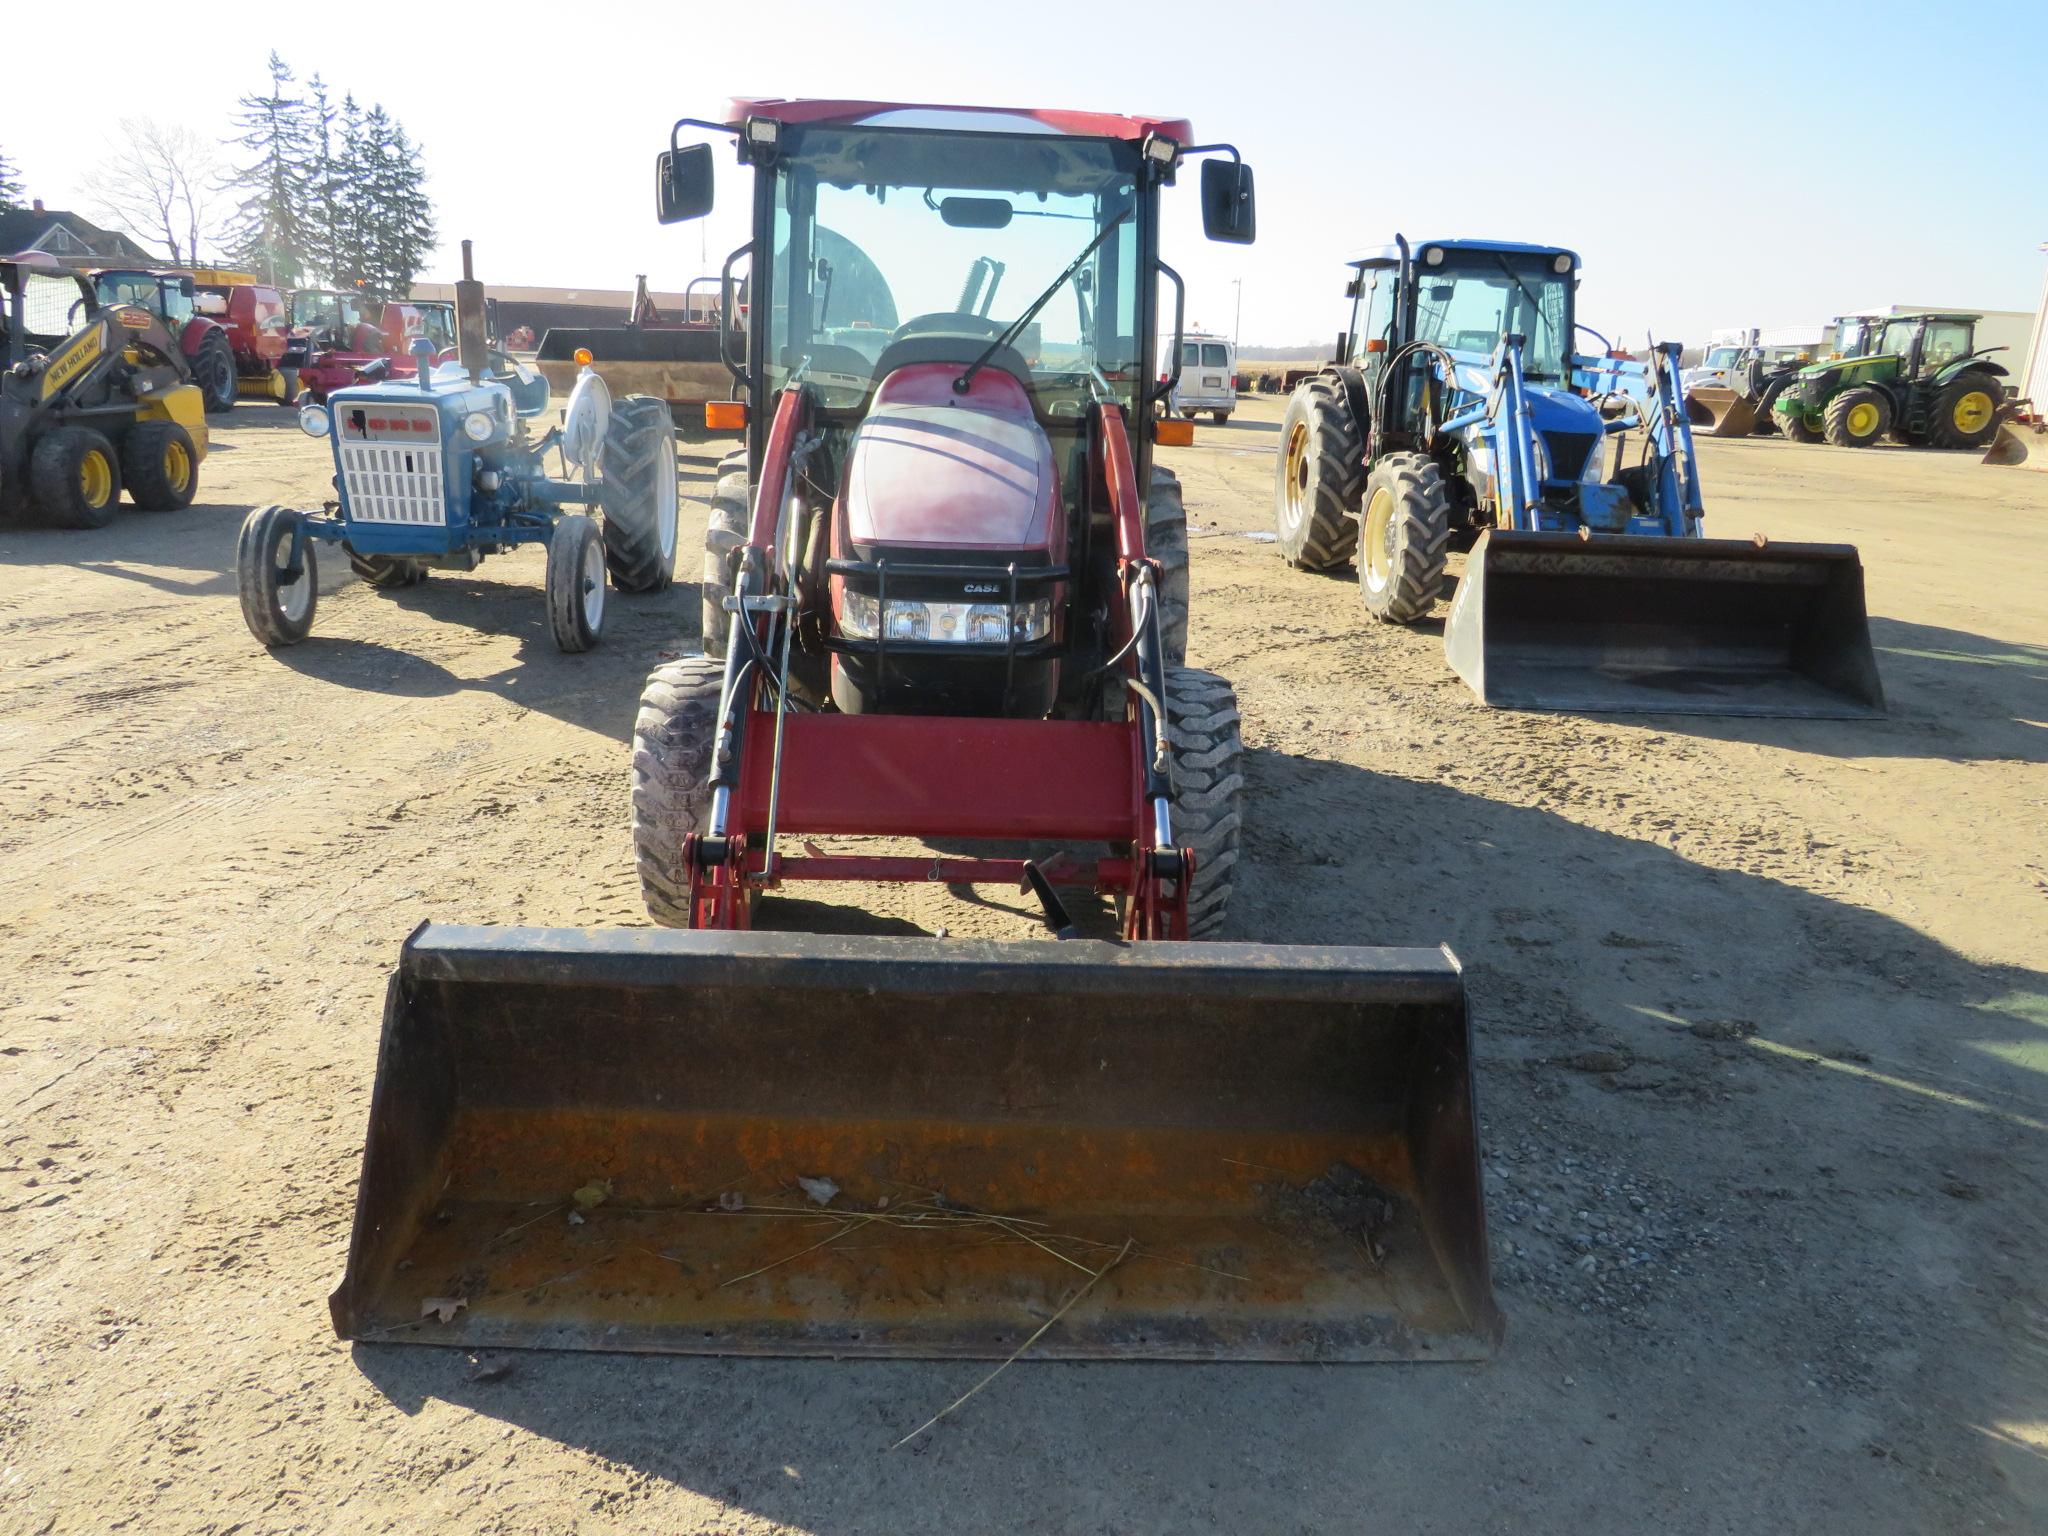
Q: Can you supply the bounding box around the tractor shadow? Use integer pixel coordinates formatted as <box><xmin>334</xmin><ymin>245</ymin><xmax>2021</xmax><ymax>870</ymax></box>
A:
<box><xmin>0</xmin><ymin>499</ymin><xmax>248</xmax><ymax>578</ymax></box>
<box><xmin>346</xmin><ymin>753</ymin><xmax>2048</xmax><ymax>1535</ymax></box>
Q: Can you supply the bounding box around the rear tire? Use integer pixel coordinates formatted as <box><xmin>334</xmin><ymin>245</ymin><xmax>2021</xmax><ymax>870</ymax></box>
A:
<box><xmin>236</xmin><ymin>504</ymin><xmax>317</xmax><ymax>646</ymax></box>
<box><xmin>632</xmin><ymin>654</ymin><xmax>726</xmax><ymax>927</ymax></box>
<box><xmin>30</xmin><ymin>427</ymin><xmax>122</xmax><ymax>530</ymax></box>
<box><xmin>194</xmin><ymin>331</ymin><xmax>238</xmax><ymax>414</ymax></box>
<box><xmin>1212</xmin><ymin>410</ymin><xmax>1230</xmax><ymax>425</ymax></box>
<box><xmin>347</xmin><ymin>552</ymin><xmax>427</xmax><ymax>588</ymax></box>
<box><xmin>1927</xmin><ymin>372</ymin><xmax>2004</xmax><ymax>449</ymax></box>
<box><xmin>546</xmin><ymin>513</ymin><xmax>606</xmax><ymax>653</ymax></box>
<box><xmin>700</xmin><ymin>449</ymin><xmax>751</xmax><ymax>659</ymax></box>
<box><xmin>1162</xmin><ymin>665</ymin><xmax>1245</xmax><ymax>940</ymax></box>
<box><xmin>1823</xmin><ymin>386</ymin><xmax>1891</xmax><ymax>448</ymax></box>
<box><xmin>1147</xmin><ymin>464</ymin><xmax>1190</xmax><ymax>668</ymax></box>
<box><xmin>1273</xmin><ymin>376</ymin><xmax>1362</xmax><ymax>569</ymax></box>
<box><xmin>1357</xmin><ymin>452</ymin><xmax>1450</xmax><ymax>624</ymax></box>
<box><xmin>599</xmin><ymin>394</ymin><xmax>680</xmax><ymax>592</ymax></box>
<box><xmin>120</xmin><ymin>421</ymin><xmax>199</xmax><ymax>511</ymax></box>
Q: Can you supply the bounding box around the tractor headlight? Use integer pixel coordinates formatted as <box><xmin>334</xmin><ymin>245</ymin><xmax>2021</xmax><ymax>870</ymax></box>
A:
<box><xmin>1580</xmin><ymin>438</ymin><xmax>1609</xmax><ymax>484</ymax></box>
<box><xmin>299</xmin><ymin>405</ymin><xmax>331</xmax><ymax>437</ymax></box>
<box><xmin>885</xmin><ymin>603</ymin><xmax>930</xmax><ymax>642</ymax></box>
<box><xmin>1528</xmin><ymin>432</ymin><xmax>1553</xmax><ymax>483</ymax></box>
<box><xmin>839</xmin><ymin>587</ymin><xmax>880</xmax><ymax>638</ymax></box>
<box><xmin>837</xmin><ymin>589</ymin><xmax>1054</xmax><ymax>644</ymax></box>
<box><xmin>462</xmin><ymin>410</ymin><xmax>495</xmax><ymax>443</ymax></box>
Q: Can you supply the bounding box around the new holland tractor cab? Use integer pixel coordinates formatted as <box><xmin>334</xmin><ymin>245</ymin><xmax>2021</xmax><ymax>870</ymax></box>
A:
<box><xmin>1</xmin><ymin>258</ymin><xmax>209</xmax><ymax>528</ymax></box>
<box><xmin>1274</xmin><ymin>236</ymin><xmax>1883</xmax><ymax>716</ymax></box>
<box><xmin>325</xmin><ymin>100</ymin><xmax>1506</xmax><ymax>1372</ymax></box>
<box><xmin>235</xmin><ymin>241</ymin><xmax>679</xmax><ymax>652</ymax></box>
<box><xmin>91</xmin><ymin>268</ymin><xmax>239</xmax><ymax>414</ymax></box>
<box><xmin>1772</xmin><ymin>311</ymin><xmax>2012</xmax><ymax>450</ymax></box>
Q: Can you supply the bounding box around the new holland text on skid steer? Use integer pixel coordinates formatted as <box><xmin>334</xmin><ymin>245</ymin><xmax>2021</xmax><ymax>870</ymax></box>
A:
<box><xmin>328</xmin><ymin>101</ymin><xmax>1501</xmax><ymax>1365</ymax></box>
<box><xmin>1274</xmin><ymin>238</ymin><xmax>1883</xmax><ymax>716</ymax></box>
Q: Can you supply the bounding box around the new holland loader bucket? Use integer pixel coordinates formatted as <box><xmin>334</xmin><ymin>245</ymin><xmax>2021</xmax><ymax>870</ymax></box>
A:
<box><xmin>330</xmin><ymin>925</ymin><xmax>1501</xmax><ymax>1363</ymax></box>
<box><xmin>1684</xmin><ymin>386</ymin><xmax>1759</xmax><ymax>437</ymax></box>
<box><xmin>1444</xmin><ymin>531</ymin><xmax>1885</xmax><ymax>717</ymax></box>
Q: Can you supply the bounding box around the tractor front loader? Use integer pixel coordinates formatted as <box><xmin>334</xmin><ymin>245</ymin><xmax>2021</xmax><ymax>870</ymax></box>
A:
<box><xmin>327</xmin><ymin>101</ymin><xmax>1501</xmax><ymax>1366</ymax></box>
<box><xmin>1274</xmin><ymin>238</ymin><xmax>1882</xmax><ymax>717</ymax></box>
<box><xmin>1</xmin><ymin>260</ymin><xmax>208</xmax><ymax>529</ymax></box>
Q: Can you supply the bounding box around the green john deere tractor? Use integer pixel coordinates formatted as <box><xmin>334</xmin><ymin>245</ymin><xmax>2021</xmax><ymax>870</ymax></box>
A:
<box><xmin>1773</xmin><ymin>311</ymin><xmax>2010</xmax><ymax>450</ymax></box>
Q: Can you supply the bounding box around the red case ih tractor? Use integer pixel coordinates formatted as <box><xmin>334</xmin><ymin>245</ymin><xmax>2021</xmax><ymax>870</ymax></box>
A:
<box><xmin>90</xmin><ymin>268</ymin><xmax>239</xmax><ymax>414</ymax></box>
<box><xmin>288</xmin><ymin>292</ymin><xmax>463</xmax><ymax>403</ymax></box>
<box><xmin>191</xmin><ymin>275</ymin><xmax>293</xmax><ymax>402</ymax></box>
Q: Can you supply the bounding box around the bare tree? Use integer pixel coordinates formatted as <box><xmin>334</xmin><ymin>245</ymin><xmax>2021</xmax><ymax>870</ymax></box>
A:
<box><xmin>82</xmin><ymin>118</ymin><xmax>223</xmax><ymax>265</ymax></box>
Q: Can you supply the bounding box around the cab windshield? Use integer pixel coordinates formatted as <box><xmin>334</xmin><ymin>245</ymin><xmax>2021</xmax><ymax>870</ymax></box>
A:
<box><xmin>1702</xmin><ymin>346</ymin><xmax>1741</xmax><ymax>369</ymax></box>
<box><xmin>1878</xmin><ymin>319</ymin><xmax>1919</xmax><ymax>357</ymax></box>
<box><xmin>766</xmin><ymin>123</ymin><xmax>1143</xmax><ymax>412</ymax></box>
<box><xmin>95</xmin><ymin>273</ymin><xmax>164</xmax><ymax>315</ymax></box>
<box><xmin>1409</xmin><ymin>251</ymin><xmax>1573</xmax><ymax>380</ymax></box>
<box><xmin>1835</xmin><ymin>319</ymin><xmax>1873</xmax><ymax>358</ymax></box>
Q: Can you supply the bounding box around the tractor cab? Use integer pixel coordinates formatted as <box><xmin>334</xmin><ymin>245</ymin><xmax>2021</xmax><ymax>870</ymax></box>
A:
<box><xmin>1</xmin><ymin>260</ymin><xmax>95</xmax><ymax>363</ymax></box>
<box><xmin>92</xmin><ymin>268</ymin><xmax>196</xmax><ymax>331</ymax></box>
<box><xmin>287</xmin><ymin>289</ymin><xmax>370</xmax><ymax>354</ymax></box>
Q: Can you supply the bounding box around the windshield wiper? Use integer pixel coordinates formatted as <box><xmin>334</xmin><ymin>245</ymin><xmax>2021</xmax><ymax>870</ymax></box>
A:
<box><xmin>954</xmin><ymin>202</ymin><xmax>1131</xmax><ymax>395</ymax></box>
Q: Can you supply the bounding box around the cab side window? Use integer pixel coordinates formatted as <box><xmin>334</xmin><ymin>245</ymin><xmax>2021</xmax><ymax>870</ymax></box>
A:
<box><xmin>1921</xmin><ymin>321</ymin><xmax>1971</xmax><ymax>368</ymax></box>
<box><xmin>1355</xmin><ymin>272</ymin><xmax>1395</xmax><ymax>367</ymax></box>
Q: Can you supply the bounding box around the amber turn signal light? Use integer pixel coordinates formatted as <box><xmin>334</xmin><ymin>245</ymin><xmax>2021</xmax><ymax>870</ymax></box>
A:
<box><xmin>705</xmin><ymin>400</ymin><xmax>748</xmax><ymax>431</ymax></box>
<box><xmin>1154</xmin><ymin>418</ymin><xmax>1195</xmax><ymax>447</ymax></box>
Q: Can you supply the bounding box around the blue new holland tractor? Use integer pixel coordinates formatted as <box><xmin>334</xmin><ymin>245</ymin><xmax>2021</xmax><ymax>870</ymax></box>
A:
<box><xmin>236</xmin><ymin>243</ymin><xmax>678</xmax><ymax>653</ymax></box>
<box><xmin>1273</xmin><ymin>236</ymin><xmax>1883</xmax><ymax>717</ymax></box>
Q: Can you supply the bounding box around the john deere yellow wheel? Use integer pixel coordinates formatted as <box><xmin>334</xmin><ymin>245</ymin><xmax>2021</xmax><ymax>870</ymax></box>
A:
<box><xmin>1929</xmin><ymin>374</ymin><xmax>2003</xmax><ymax>449</ymax></box>
<box><xmin>1824</xmin><ymin>387</ymin><xmax>1892</xmax><ymax>449</ymax></box>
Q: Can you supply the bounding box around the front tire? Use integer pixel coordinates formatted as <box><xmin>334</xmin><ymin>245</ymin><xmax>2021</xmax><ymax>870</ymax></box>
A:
<box><xmin>194</xmin><ymin>332</ymin><xmax>237</xmax><ymax>414</ymax></box>
<box><xmin>1824</xmin><ymin>386</ymin><xmax>1891</xmax><ymax>448</ymax></box>
<box><xmin>1147</xmin><ymin>463</ymin><xmax>1191</xmax><ymax>668</ymax></box>
<box><xmin>631</xmin><ymin>655</ymin><xmax>726</xmax><ymax>927</ymax></box>
<box><xmin>1928</xmin><ymin>373</ymin><xmax>2004</xmax><ymax>449</ymax></box>
<box><xmin>236</xmin><ymin>505</ymin><xmax>317</xmax><ymax>646</ymax></box>
<box><xmin>120</xmin><ymin>421</ymin><xmax>199</xmax><ymax>511</ymax></box>
<box><xmin>1162</xmin><ymin>665</ymin><xmax>1245</xmax><ymax>940</ymax></box>
<box><xmin>700</xmin><ymin>449</ymin><xmax>751</xmax><ymax>660</ymax></box>
<box><xmin>1776</xmin><ymin>404</ymin><xmax>1822</xmax><ymax>443</ymax></box>
<box><xmin>1357</xmin><ymin>452</ymin><xmax>1450</xmax><ymax>624</ymax></box>
<box><xmin>599</xmin><ymin>394</ymin><xmax>680</xmax><ymax>592</ymax></box>
<box><xmin>30</xmin><ymin>427</ymin><xmax>122</xmax><ymax>529</ymax></box>
<box><xmin>546</xmin><ymin>513</ymin><xmax>606</xmax><ymax>653</ymax></box>
<box><xmin>1273</xmin><ymin>376</ymin><xmax>1362</xmax><ymax>569</ymax></box>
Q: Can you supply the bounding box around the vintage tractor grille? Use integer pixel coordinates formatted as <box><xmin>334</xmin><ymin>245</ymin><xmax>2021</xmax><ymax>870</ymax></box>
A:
<box><xmin>337</xmin><ymin>412</ymin><xmax>446</xmax><ymax>525</ymax></box>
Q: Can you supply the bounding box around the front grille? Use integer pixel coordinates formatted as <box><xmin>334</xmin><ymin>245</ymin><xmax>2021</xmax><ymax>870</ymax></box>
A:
<box><xmin>338</xmin><ymin>439</ymin><xmax>446</xmax><ymax>524</ymax></box>
<box><xmin>1544</xmin><ymin>431</ymin><xmax>1598</xmax><ymax>481</ymax></box>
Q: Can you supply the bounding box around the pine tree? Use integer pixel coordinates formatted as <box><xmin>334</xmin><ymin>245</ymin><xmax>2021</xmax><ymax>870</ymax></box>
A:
<box><xmin>326</xmin><ymin>94</ymin><xmax>370</xmax><ymax>292</ymax></box>
<box><xmin>225</xmin><ymin>52</ymin><xmax>310</xmax><ymax>286</ymax></box>
<box><xmin>347</xmin><ymin>104</ymin><xmax>436</xmax><ymax>301</ymax></box>
<box><xmin>0</xmin><ymin>145</ymin><xmax>23</xmax><ymax>213</ymax></box>
<box><xmin>300</xmin><ymin>74</ymin><xmax>341</xmax><ymax>283</ymax></box>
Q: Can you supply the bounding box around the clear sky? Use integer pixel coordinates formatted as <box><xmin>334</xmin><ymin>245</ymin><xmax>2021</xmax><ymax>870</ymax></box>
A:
<box><xmin>8</xmin><ymin>0</ymin><xmax>2043</xmax><ymax>348</ymax></box>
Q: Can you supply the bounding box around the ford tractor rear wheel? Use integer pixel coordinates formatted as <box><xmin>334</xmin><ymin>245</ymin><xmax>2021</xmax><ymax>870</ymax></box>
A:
<box><xmin>236</xmin><ymin>505</ymin><xmax>318</xmax><ymax>646</ymax></box>
<box><xmin>700</xmin><ymin>449</ymin><xmax>751</xmax><ymax>660</ymax></box>
<box><xmin>1824</xmin><ymin>387</ymin><xmax>1891</xmax><ymax>448</ymax></box>
<box><xmin>1928</xmin><ymin>372</ymin><xmax>2004</xmax><ymax>450</ymax></box>
<box><xmin>1147</xmin><ymin>464</ymin><xmax>1191</xmax><ymax>667</ymax></box>
<box><xmin>1273</xmin><ymin>376</ymin><xmax>1362</xmax><ymax>570</ymax></box>
<box><xmin>120</xmin><ymin>421</ymin><xmax>199</xmax><ymax>511</ymax></box>
<box><xmin>30</xmin><ymin>427</ymin><xmax>123</xmax><ymax>530</ymax></box>
<box><xmin>194</xmin><ymin>331</ymin><xmax>238</xmax><ymax>414</ymax></box>
<box><xmin>599</xmin><ymin>394</ymin><xmax>680</xmax><ymax>593</ymax></box>
<box><xmin>1162</xmin><ymin>665</ymin><xmax>1245</xmax><ymax>940</ymax></box>
<box><xmin>1357</xmin><ymin>452</ymin><xmax>1450</xmax><ymax>624</ymax></box>
<box><xmin>631</xmin><ymin>654</ymin><xmax>726</xmax><ymax>927</ymax></box>
<box><xmin>546</xmin><ymin>513</ymin><xmax>606</xmax><ymax>653</ymax></box>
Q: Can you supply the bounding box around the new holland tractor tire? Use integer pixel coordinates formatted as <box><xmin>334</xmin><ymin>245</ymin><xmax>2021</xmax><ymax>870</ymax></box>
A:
<box><xmin>194</xmin><ymin>331</ymin><xmax>238</xmax><ymax>415</ymax></box>
<box><xmin>1824</xmin><ymin>387</ymin><xmax>1892</xmax><ymax>449</ymax></box>
<box><xmin>1357</xmin><ymin>452</ymin><xmax>1450</xmax><ymax>624</ymax></box>
<box><xmin>1273</xmin><ymin>376</ymin><xmax>1362</xmax><ymax>569</ymax></box>
<box><xmin>347</xmin><ymin>552</ymin><xmax>427</xmax><ymax>588</ymax></box>
<box><xmin>631</xmin><ymin>654</ymin><xmax>725</xmax><ymax>927</ymax></box>
<box><xmin>236</xmin><ymin>505</ymin><xmax>318</xmax><ymax>646</ymax></box>
<box><xmin>545</xmin><ymin>513</ymin><xmax>607</xmax><ymax>653</ymax></box>
<box><xmin>119</xmin><ymin>421</ymin><xmax>199</xmax><ymax>511</ymax></box>
<box><xmin>1928</xmin><ymin>372</ymin><xmax>2005</xmax><ymax>450</ymax></box>
<box><xmin>699</xmin><ymin>449</ymin><xmax>751</xmax><ymax>660</ymax></box>
<box><xmin>1147</xmin><ymin>463</ymin><xmax>1191</xmax><ymax>667</ymax></box>
<box><xmin>30</xmin><ymin>427</ymin><xmax>123</xmax><ymax>530</ymax></box>
<box><xmin>599</xmin><ymin>394</ymin><xmax>680</xmax><ymax>593</ymax></box>
<box><xmin>1162</xmin><ymin>664</ymin><xmax>1245</xmax><ymax>940</ymax></box>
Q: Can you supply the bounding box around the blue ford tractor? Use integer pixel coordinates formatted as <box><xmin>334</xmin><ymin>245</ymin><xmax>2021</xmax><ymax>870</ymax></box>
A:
<box><xmin>1273</xmin><ymin>236</ymin><xmax>1883</xmax><ymax>717</ymax></box>
<box><xmin>236</xmin><ymin>243</ymin><xmax>679</xmax><ymax>653</ymax></box>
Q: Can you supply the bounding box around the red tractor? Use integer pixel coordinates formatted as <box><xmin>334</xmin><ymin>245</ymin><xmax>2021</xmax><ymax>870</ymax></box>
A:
<box><xmin>90</xmin><ymin>268</ymin><xmax>239</xmax><ymax>413</ymax></box>
<box><xmin>287</xmin><ymin>292</ymin><xmax>462</xmax><ymax>403</ymax></box>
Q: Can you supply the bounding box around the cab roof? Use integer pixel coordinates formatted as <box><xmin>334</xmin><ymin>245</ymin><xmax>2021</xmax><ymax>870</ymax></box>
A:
<box><xmin>1348</xmin><ymin>238</ymin><xmax>1579</xmax><ymax>271</ymax></box>
<box><xmin>722</xmin><ymin>98</ymin><xmax>1194</xmax><ymax>145</ymax></box>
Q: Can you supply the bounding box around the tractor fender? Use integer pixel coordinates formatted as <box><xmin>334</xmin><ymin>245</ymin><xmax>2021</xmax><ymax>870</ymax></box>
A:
<box><xmin>1325</xmin><ymin>365</ymin><xmax>1374</xmax><ymax>457</ymax></box>
<box><xmin>1933</xmin><ymin>356</ymin><xmax>2008</xmax><ymax>389</ymax></box>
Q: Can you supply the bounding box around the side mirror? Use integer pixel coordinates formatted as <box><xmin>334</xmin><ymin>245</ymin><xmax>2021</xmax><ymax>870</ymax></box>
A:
<box><xmin>1200</xmin><ymin>159</ymin><xmax>1256</xmax><ymax>244</ymax></box>
<box><xmin>657</xmin><ymin>144</ymin><xmax>714</xmax><ymax>224</ymax></box>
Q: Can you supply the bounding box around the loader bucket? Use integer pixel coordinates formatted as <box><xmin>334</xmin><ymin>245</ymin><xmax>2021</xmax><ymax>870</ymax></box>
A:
<box><xmin>1984</xmin><ymin>417</ymin><xmax>2042</xmax><ymax>468</ymax></box>
<box><xmin>1684</xmin><ymin>386</ymin><xmax>1759</xmax><ymax>437</ymax></box>
<box><xmin>1443</xmin><ymin>530</ymin><xmax>1885</xmax><ymax>717</ymax></box>
<box><xmin>330</xmin><ymin>925</ymin><xmax>1501</xmax><ymax>1363</ymax></box>
<box><xmin>532</xmin><ymin>326</ymin><xmax>730</xmax><ymax>424</ymax></box>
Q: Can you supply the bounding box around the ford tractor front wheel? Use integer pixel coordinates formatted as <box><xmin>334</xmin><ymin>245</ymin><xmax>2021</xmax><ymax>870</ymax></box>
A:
<box><xmin>237</xmin><ymin>505</ymin><xmax>318</xmax><ymax>646</ymax></box>
<box><xmin>546</xmin><ymin>513</ymin><xmax>607</xmax><ymax>653</ymax></box>
<box><xmin>599</xmin><ymin>395</ymin><xmax>680</xmax><ymax>594</ymax></box>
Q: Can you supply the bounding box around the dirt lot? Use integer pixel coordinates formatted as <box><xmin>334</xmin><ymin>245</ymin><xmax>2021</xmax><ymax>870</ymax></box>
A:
<box><xmin>4</xmin><ymin>397</ymin><xmax>2045</xmax><ymax>1534</ymax></box>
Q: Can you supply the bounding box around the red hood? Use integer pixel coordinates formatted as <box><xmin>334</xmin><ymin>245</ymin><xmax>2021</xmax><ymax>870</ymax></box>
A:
<box><xmin>839</xmin><ymin>366</ymin><xmax>1059</xmax><ymax>552</ymax></box>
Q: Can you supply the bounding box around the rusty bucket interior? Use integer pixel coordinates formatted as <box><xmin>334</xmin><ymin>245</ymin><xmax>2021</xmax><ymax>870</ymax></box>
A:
<box><xmin>1443</xmin><ymin>530</ymin><xmax>1886</xmax><ymax>717</ymax></box>
<box><xmin>330</xmin><ymin>925</ymin><xmax>1501</xmax><ymax>1363</ymax></box>
<box><xmin>1684</xmin><ymin>385</ymin><xmax>1760</xmax><ymax>437</ymax></box>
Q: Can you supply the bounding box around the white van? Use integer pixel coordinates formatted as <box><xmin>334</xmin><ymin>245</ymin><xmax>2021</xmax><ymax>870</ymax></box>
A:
<box><xmin>1169</xmin><ymin>332</ymin><xmax>1236</xmax><ymax>422</ymax></box>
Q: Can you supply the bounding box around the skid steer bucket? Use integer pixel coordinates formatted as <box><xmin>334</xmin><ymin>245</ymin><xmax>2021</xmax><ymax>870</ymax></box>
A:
<box><xmin>330</xmin><ymin>925</ymin><xmax>1501</xmax><ymax>1363</ymax></box>
<box><xmin>1684</xmin><ymin>386</ymin><xmax>1759</xmax><ymax>437</ymax></box>
<box><xmin>1444</xmin><ymin>530</ymin><xmax>1885</xmax><ymax>717</ymax></box>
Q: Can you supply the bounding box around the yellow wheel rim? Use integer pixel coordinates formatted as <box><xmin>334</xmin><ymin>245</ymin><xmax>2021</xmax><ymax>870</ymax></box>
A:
<box><xmin>1363</xmin><ymin>486</ymin><xmax>1394</xmax><ymax>590</ymax></box>
<box><xmin>79</xmin><ymin>450</ymin><xmax>113</xmax><ymax>507</ymax></box>
<box><xmin>1953</xmin><ymin>390</ymin><xmax>1994</xmax><ymax>434</ymax></box>
<box><xmin>164</xmin><ymin>440</ymin><xmax>192</xmax><ymax>493</ymax></box>
<box><xmin>1846</xmin><ymin>401</ymin><xmax>1880</xmax><ymax>438</ymax></box>
<box><xmin>1282</xmin><ymin>420</ymin><xmax>1310</xmax><ymax>528</ymax></box>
